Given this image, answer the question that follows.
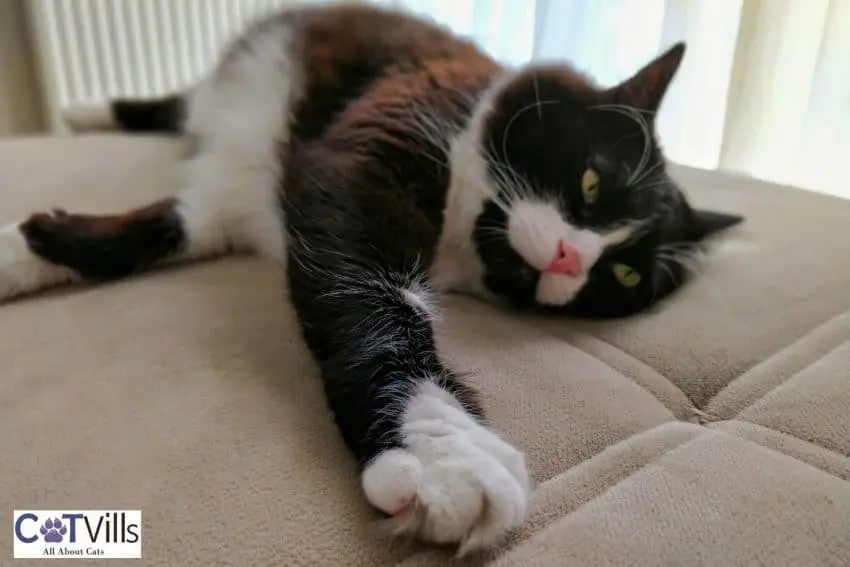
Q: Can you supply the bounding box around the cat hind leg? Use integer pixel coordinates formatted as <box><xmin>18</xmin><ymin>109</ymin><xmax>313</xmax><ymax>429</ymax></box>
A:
<box><xmin>0</xmin><ymin>197</ymin><xmax>204</xmax><ymax>302</ymax></box>
<box><xmin>0</xmin><ymin>180</ymin><xmax>280</xmax><ymax>303</ymax></box>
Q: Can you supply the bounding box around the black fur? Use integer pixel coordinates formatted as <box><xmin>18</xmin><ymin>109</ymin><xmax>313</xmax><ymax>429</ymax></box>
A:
<box><xmin>273</xmin><ymin>8</ymin><xmax>502</xmax><ymax>467</ymax></box>
<box><xmin>112</xmin><ymin>95</ymin><xmax>185</xmax><ymax>134</ymax></box>
<box><xmin>284</xmin><ymin>148</ymin><xmax>483</xmax><ymax>467</ymax></box>
<box><xmin>20</xmin><ymin>199</ymin><xmax>186</xmax><ymax>280</ymax></box>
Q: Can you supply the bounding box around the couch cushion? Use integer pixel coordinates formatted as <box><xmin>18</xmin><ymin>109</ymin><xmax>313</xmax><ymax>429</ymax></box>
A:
<box><xmin>489</xmin><ymin>428</ymin><xmax>850</xmax><ymax>567</ymax></box>
<box><xmin>1</xmin><ymin>134</ymin><xmax>848</xmax><ymax>567</ymax></box>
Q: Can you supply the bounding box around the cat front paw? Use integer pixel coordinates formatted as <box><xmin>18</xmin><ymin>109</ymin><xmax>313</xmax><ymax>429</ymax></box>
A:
<box><xmin>361</xmin><ymin>382</ymin><xmax>531</xmax><ymax>556</ymax></box>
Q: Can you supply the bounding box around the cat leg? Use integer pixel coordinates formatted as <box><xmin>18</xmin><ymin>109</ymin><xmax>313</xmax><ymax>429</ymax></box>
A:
<box><xmin>0</xmin><ymin>198</ymin><xmax>183</xmax><ymax>300</ymax></box>
<box><xmin>0</xmin><ymin>181</ymin><xmax>282</xmax><ymax>303</ymax></box>
<box><xmin>0</xmin><ymin>199</ymin><xmax>208</xmax><ymax>302</ymax></box>
<box><xmin>0</xmin><ymin>129</ymin><xmax>284</xmax><ymax>303</ymax></box>
<box><xmin>287</xmin><ymin>235</ymin><xmax>531</xmax><ymax>555</ymax></box>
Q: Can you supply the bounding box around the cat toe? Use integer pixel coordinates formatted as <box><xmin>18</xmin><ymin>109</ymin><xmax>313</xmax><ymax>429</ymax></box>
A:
<box><xmin>361</xmin><ymin>383</ymin><xmax>531</xmax><ymax>555</ymax></box>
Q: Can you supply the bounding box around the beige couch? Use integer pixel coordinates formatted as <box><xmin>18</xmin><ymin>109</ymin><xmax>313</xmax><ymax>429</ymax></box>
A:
<box><xmin>1</xmin><ymin>135</ymin><xmax>848</xmax><ymax>566</ymax></box>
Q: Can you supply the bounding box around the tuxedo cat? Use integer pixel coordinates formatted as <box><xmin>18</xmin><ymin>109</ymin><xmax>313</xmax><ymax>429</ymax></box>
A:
<box><xmin>0</xmin><ymin>2</ymin><xmax>742</xmax><ymax>555</ymax></box>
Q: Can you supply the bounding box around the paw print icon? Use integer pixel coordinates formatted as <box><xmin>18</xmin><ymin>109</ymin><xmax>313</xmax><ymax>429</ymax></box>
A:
<box><xmin>40</xmin><ymin>518</ymin><xmax>67</xmax><ymax>543</ymax></box>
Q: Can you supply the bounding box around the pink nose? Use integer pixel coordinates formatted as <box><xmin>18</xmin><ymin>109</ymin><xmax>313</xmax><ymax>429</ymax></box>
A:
<box><xmin>544</xmin><ymin>241</ymin><xmax>583</xmax><ymax>276</ymax></box>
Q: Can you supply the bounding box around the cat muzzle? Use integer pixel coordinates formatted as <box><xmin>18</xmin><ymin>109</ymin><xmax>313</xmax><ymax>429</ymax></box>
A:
<box><xmin>543</xmin><ymin>240</ymin><xmax>583</xmax><ymax>276</ymax></box>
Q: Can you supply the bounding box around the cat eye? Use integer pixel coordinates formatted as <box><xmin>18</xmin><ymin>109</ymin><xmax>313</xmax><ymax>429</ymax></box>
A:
<box><xmin>612</xmin><ymin>263</ymin><xmax>642</xmax><ymax>287</ymax></box>
<box><xmin>581</xmin><ymin>169</ymin><xmax>601</xmax><ymax>204</ymax></box>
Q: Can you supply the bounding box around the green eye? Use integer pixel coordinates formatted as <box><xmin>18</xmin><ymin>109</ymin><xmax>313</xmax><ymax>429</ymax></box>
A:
<box><xmin>612</xmin><ymin>263</ymin><xmax>641</xmax><ymax>287</ymax></box>
<box><xmin>581</xmin><ymin>168</ymin><xmax>601</xmax><ymax>204</ymax></box>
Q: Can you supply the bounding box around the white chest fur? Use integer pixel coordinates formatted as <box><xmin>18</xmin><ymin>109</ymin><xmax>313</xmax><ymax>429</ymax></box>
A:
<box><xmin>430</xmin><ymin>116</ymin><xmax>493</xmax><ymax>297</ymax></box>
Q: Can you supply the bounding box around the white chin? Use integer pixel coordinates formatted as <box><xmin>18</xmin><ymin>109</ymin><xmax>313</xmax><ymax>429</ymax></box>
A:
<box><xmin>535</xmin><ymin>272</ymin><xmax>587</xmax><ymax>306</ymax></box>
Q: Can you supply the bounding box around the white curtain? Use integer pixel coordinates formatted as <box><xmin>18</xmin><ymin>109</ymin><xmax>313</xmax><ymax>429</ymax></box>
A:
<box><xmin>379</xmin><ymin>0</ymin><xmax>849</xmax><ymax>199</ymax></box>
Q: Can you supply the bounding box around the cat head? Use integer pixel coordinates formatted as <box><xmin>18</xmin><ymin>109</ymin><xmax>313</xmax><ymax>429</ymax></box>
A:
<box><xmin>466</xmin><ymin>42</ymin><xmax>743</xmax><ymax>317</ymax></box>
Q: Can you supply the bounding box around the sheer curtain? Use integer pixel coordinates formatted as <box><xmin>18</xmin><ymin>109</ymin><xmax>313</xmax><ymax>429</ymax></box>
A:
<box><xmin>377</xmin><ymin>0</ymin><xmax>849</xmax><ymax>199</ymax></box>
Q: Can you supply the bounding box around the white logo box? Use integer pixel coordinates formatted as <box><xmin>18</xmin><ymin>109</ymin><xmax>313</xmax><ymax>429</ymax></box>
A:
<box><xmin>13</xmin><ymin>510</ymin><xmax>142</xmax><ymax>560</ymax></box>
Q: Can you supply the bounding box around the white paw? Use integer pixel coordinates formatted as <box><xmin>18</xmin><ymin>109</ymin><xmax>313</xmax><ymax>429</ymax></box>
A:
<box><xmin>0</xmin><ymin>223</ymin><xmax>76</xmax><ymax>302</ymax></box>
<box><xmin>361</xmin><ymin>382</ymin><xmax>531</xmax><ymax>556</ymax></box>
<box><xmin>535</xmin><ymin>271</ymin><xmax>587</xmax><ymax>306</ymax></box>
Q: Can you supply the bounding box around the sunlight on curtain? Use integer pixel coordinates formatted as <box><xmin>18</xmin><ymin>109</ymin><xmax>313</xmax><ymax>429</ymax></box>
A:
<box><xmin>533</xmin><ymin>0</ymin><xmax>667</xmax><ymax>85</ymax></box>
<box><xmin>715</xmin><ymin>0</ymin><xmax>850</xmax><ymax>198</ymax></box>
<box><xmin>796</xmin><ymin>0</ymin><xmax>850</xmax><ymax>196</ymax></box>
<box><xmin>383</xmin><ymin>0</ymin><xmax>848</xmax><ymax>197</ymax></box>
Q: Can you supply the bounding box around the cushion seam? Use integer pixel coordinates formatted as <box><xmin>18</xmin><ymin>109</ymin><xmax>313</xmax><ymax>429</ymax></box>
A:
<box><xmin>538</xmin><ymin>424</ymin><xmax>847</xmax><ymax>524</ymax></box>
<box><xmin>497</xmin><ymin>424</ymin><xmax>705</xmax><ymax>558</ymax></box>
<box><xmin>499</xmin><ymin>425</ymin><xmax>848</xmax><ymax>563</ymax></box>
<box><xmin>707</xmin><ymin>419</ymin><xmax>850</xmax><ymax>478</ymax></box>
<box><xmin>490</xmin><ymin>428</ymin><xmax>850</xmax><ymax>567</ymax></box>
<box><xmin>525</xmin><ymin>324</ymin><xmax>691</xmax><ymax>419</ymax></box>
<box><xmin>733</xmin><ymin>338</ymin><xmax>850</xmax><ymax>417</ymax></box>
<box><xmin>704</xmin><ymin>308</ymin><xmax>850</xmax><ymax>413</ymax></box>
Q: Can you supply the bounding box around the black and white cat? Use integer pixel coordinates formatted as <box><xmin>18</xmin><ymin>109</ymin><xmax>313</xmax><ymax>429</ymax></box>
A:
<box><xmin>0</xmin><ymin>2</ymin><xmax>742</xmax><ymax>555</ymax></box>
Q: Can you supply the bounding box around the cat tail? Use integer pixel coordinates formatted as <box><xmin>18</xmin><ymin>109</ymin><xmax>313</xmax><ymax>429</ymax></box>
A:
<box><xmin>62</xmin><ymin>94</ymin><xmax>186</xmax><ymax>135</ymax></box>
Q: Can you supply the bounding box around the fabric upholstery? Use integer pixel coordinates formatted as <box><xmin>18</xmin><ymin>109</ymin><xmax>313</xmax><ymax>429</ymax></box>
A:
<box><xmin>1</xmin><ymin>135</ymin><xmax>848</xmax><ymax>566</ymax></box>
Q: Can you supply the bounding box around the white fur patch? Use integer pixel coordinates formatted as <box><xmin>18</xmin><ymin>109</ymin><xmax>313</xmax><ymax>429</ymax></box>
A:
<box><xmin>508</xmin><ymin>201</ymin><xmax>571</xmax><ymax>270</ymax></box>
<box><xmin>0</xmin><ymin>224</ymin><xmax>78</xmax><ymax>302</ymax></box>
<box><xmin>535</xmin><ymin>271</ymin><xmax>590</xmax><ymax>306</ymax></box>
<box><xmin>361</xmin><ymin>381</ymin><xmax>531</xmax><ymax>555</ymax></box>
<box><xmin>508</xmin><ymin>200</ymin><xmax>619</xmax><ymax>272</ymax></box>
<box><xmin>400</xmin><ymin>280</ymin><xmax>436</xmax><ymax>321</ymax></box>
<box><xmin>507</xmin><ymin>200</ymin><xmax>636</xmax><ymax>306</ymax></box>
<box><xmin>431</xmin><ymin>71</ymin><xmax>518</xmax><ymax>300</ymax></box>
<box><xmin>175</xmin><ymin>16</ymin><xmax>304</xmax><ymax>262</ymax></box>
<box><xmin>361</xmin><ymin>448</ymin><xmax>423</xmax><ymax>515</ymax></box>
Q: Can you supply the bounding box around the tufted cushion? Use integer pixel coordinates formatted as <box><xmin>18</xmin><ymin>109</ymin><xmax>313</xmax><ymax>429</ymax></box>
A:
<box><xmin>1</xmin><ymin>135</ymin><xmax>848</xmax><ymax>566</ymax></box>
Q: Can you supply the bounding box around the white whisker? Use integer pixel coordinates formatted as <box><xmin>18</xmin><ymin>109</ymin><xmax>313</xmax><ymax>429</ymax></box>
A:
<box><xmin>656</xmin><ymin>251</ymin><xmax>735</xmax><ymax>323</ymax></box>
<box><xmin>633</xmin><ymin>160</ymin><xmax>664</xmax><ymax>188</ymax></box>
<box><xmin>591</xmin><ymin>104</ymin><xmax>654</xmax><ymax>186</ymax></box>
<box><xmin>500</xmin><ymin>99</ymin><xmax>561</xmax><ymax>165</ymax></box>
<box><xmin>533</xmin><ymin>76</ymin><xmax>543</xmax><ymax>121</ymax></box>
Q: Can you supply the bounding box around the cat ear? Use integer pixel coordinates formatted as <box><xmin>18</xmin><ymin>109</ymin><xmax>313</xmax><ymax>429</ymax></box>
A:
<box><xmin>689</xmin><ymin>209</ymin><xmax>744</xmax><ymax>241</ymax></box>
<box><xmin>615</xmin><ymin>42</ymin><xmax>686</xmax><ymax>112</ymax></box>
